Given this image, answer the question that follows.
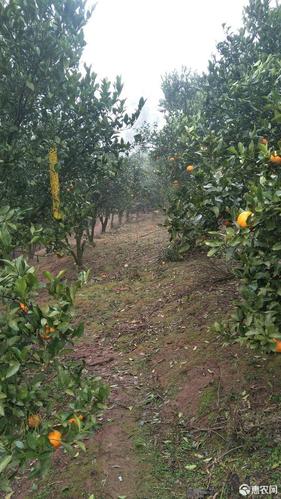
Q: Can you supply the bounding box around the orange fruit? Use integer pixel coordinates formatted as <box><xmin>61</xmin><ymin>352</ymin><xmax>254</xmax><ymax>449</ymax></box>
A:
<box><xmin>45</xmin><ymin>326</ymin><xmax>55</xmax><ymax>334</ymax></box>
<box><xmin>259</xmin><ymin>137</ymin><xmax>268</xmax><ymax>145</ymax></box>
<box><xmin>28</xmin><ymin>415</ymin><xmax>41</xmax><ymax>428</ymax></box>
<box><xmin>186</xmin><ymin>165</ymin><xmax>194</xmax><ymax>173</ymax></box>
<box><xmin>169</xmin><ymin>157</ymin><xmax>176</xmax><ymax>161</ymax></box>
<box><xmin>236</xmin><ymin>211</ymin><xmax>253</xmax><ymax>229</ymax></box>
<box><xmin>273</xmin><ymin>339</ymin><xmax>281</xmax><ymax>352</ymax></box>
<box><xmin>19</xmin><ymin>303</ymin><xmax>28</xmax><ymax>313</ymax></box>
<box><xmin>68</xmin><ymin>415</ymin><xmax>84</xmax><ymax>425</ymax></box>
<box><xmin>40</xmin><ymin>326</ymin><xmax>55</xmax><ymax>341</ymax></box>
<box><xmin>48</xmin><ymin>430</ymin><xmax>62</xmax><ymax>448</ymax></box>
<box><xmin>41</xmin><ymin>334</ymin><xmax>51</xmax><ymax>341</ymax></box>
<box><xmin>270</xmin><ymin>154</ymin><xmax>281</xmax><ymax>165</ymax></box>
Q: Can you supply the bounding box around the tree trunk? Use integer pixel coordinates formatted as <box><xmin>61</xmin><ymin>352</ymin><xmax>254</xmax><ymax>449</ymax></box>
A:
<box><xmin>110</xmin><ymin>213</ymin><xmax>114</xmax><ymax>229</ymax></box>
<box><xmin>118</xmin><ymin>211</ymin><xmax>124</xmax><ymax>225</ymax></box>
<box><xmin>100</xmin><ymin>215</ymin><xmax>109</xmax><ymax>234</ymax></box>
<box><xmin>28</xmin><ymin>243</ymin><xmax>35</xmax><ymax>260</ymax></box>
<box><xmin>71</xmin><ymin>229</ymin><xmax>86</xmax><ymax>270</ymax></box>
<box><xmin>87</xmin><ymin>217</ymin><xmax>96</xmax><ymax>244</ymax></box>
<box><xmin>126</xmin><ymin>210</ymin><xmax>130</xmax><ymax>223</ymax></box>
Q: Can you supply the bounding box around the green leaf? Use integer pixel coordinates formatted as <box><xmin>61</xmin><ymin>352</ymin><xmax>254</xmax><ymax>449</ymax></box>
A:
<box><xmin>0</xmin><ymin>402</ymin><xmax>5</xmax><ymax>416</ymax></box>
<box><xmin>211</xmin><ymin>206</ymin><xmax>220</xmax><ymax>218</ymax></box>
<box><xmin>14</xmin><ymin>277</ymin><xmax>27</xmax><ymax>298</ymax></box>
<box><xmin>15</xmin><ymin>441</ymin><xmax>24</xmax><ymax>449</ymax></box>
<box><xmin>272</xmin><ymin>243</ymin><xmax>281</xmax><ymax>251</ymax></box>
<box><xmin>185</xmin><ymin>464</ymin><xmax>197</xmax><ymax>470</ymax></box>
<box><xmin>43</xmin><ymin>271</ymin><xmax>53</xmax><ymax>281</ymax></box>
<box><xmin>26</xmin><ymin>80</ymin><xmax>35</xmax><ymax>91</ymax></box>
<box><xmin>207</xmin><ymin>247</ymin><xmax>219</xmax><ymax>257</ymax></box>
<box><xmin>0</xmin><ymin>455</ymin><xmax>12</xmax><ymax>474</ymax></box>
<box><xmin>76</xmin><ymin>441</ymin><xmax>86</xmax><ymax>452</ymax></box>
<box><xmin>5</xmin><ymin>362</ymin><xmax>20</xmax><ymax>379</ymax></box>
<box><xmin>228</xmin><ymin>146</ymin><xmax>237</xmax><ymax>155</ymax></box>
<box><xmin>205</xmin><ymin>240</ymin><xmax>222</xmax><ymax>247</ymax></box>
<box><xmin>178</xmin><ymin>244</ymin><xmax>190</xmax><ymax>254</ymax></box>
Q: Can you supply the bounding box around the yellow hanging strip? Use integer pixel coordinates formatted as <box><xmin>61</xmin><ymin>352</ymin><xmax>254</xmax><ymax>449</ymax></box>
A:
<box><xmin>49</xmin><ymin>146</ymin><xmax>63</xmax><ymax>221</ymax></box>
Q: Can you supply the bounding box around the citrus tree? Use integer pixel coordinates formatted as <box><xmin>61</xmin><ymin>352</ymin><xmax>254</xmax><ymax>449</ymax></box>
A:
<box><xmin>208</xmin><ymin>135</ymin><xmax>281</xmax><ymax>351</ymax></box>
<box><xmin>0</xmin><ymin>0</ymin><xmax>92</xmax><ymax>218</ymax></box>
<box><xmin>0</xmin><ymin>0</ymin><xmax>145</xmax><ymax>270</ymax></box>
<box><xmin>0</xmin><ymin>211</ymin><xmax>108</xmax><ymax>493</ymax></box>
<box><xmin>152</xmin><ymin>1</ymin><xmax>281</xmax><ymax>258</ymax></box>
<box><xmin>150</xmin><ymin>0</ymin><xmax>281</xmax><ymax>350</ymax></box>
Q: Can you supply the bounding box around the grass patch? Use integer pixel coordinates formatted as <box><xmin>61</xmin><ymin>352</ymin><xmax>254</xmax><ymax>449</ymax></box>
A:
<box><xmin>197</xmin><ymin>383</ymin><xmax>218</xmax><ymax>418</ymax></box>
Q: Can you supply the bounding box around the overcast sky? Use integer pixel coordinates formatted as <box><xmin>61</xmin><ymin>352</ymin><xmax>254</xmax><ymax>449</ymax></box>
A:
<box><xmin>83</xmin><ymin>0</ymin><xmax>247</xmax><ymax>125</ymax></box>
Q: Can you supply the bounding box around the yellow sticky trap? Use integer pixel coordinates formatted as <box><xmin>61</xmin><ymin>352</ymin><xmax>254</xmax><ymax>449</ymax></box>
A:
<box><xmin>49</xmin><ymin>146</ymin><xmax>63</xmax><ymax>221</ymax></box>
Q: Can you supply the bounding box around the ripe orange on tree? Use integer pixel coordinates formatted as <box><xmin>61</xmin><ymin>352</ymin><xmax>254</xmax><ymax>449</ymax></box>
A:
<box><xmin>40</xmin><ymin>334</ymin><xmax>51</xmax><ymax>341</ymax></box>
<box><xmin>273</xmin><ymin>339</ymin><xmax>281</xmax><ymax>353</ymax></box>
<box><xmin>48</xmin><ymin>430</ymin><xmax>62</xmax><ymax>448</ymax></box>
<box><xmin>186</xmin><ymin>164</ymin><xmax>194</xmax><ymax>173</ymax></box>
<box><xmin>68</xmin><ymin>414</ymin><xmax>84</xmax><ymax>425</ymax></box>
<box><xmin>45</xmin><ymin>326</ymin><xmax>55</xmax><ymax>334</ymax></box>
<box><xmin>270</xmin><ymin>154</ymin><xmax>281</xmax><ymax>165</ymax></box>
<box><xmin>40</xmin><ymin>325</ymin><xmax>56</xmax><ymax>340</ymax></box>
<box><xmin>19</xmin><ymin>302</ymin><xmax>28</xmax><ymax>313</ymax></box>
<box><xmin>236</xmin><ymin>211</ymin><xmax>253</xmax><ymax>229</ymax></box>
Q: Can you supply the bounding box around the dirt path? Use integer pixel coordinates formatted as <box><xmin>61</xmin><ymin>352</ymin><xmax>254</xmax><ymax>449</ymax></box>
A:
<box><xmin>16</xmin><ymin>214</ymin><xmax>281</xmax><ymax>499</ymax></box>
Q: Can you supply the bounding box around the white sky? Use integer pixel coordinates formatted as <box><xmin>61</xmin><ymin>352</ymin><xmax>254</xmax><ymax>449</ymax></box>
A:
<box><xmin>83</xmin><ymin>0</ymin><xmax>247</xmax><ymax>125</ymax></box>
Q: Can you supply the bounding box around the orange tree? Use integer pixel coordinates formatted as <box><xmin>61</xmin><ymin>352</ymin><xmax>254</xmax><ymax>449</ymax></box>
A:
<box><xmin>151</xmin><ymin>1</ymin><xmax>281</xmax><ymax>256</ymax></box>
<box><xmin>0</xmin><ymin>0</ymin><xmax>92</xmax><ymax>219</ymax></box>
<box><xmin>51</xmin><ymin>78</ymin><xmax>143</xmax><ymax>264</ymax></box>
<box><xmin>149</xmin><ymin>0</ymin><xmax>281</xmax><ymax>349</ymax></box>
<box><xmin>39</xmin><ymin>70</ymin><xmax>144</xmax><ymax>267</ymax></box>
<box><xmin>0</xmin><ymin>0</ymin><xmax>144</xmax><ymax>269</ymax></box>
<box><xmin>0</xmin><ymin>210</ymin><xmax>108</xmax><ymax>492</ymax></box>
<box><xmin>207</xmin><ymin>135</ymin><xmax>281</xmax><ymax>351</ymax></box>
